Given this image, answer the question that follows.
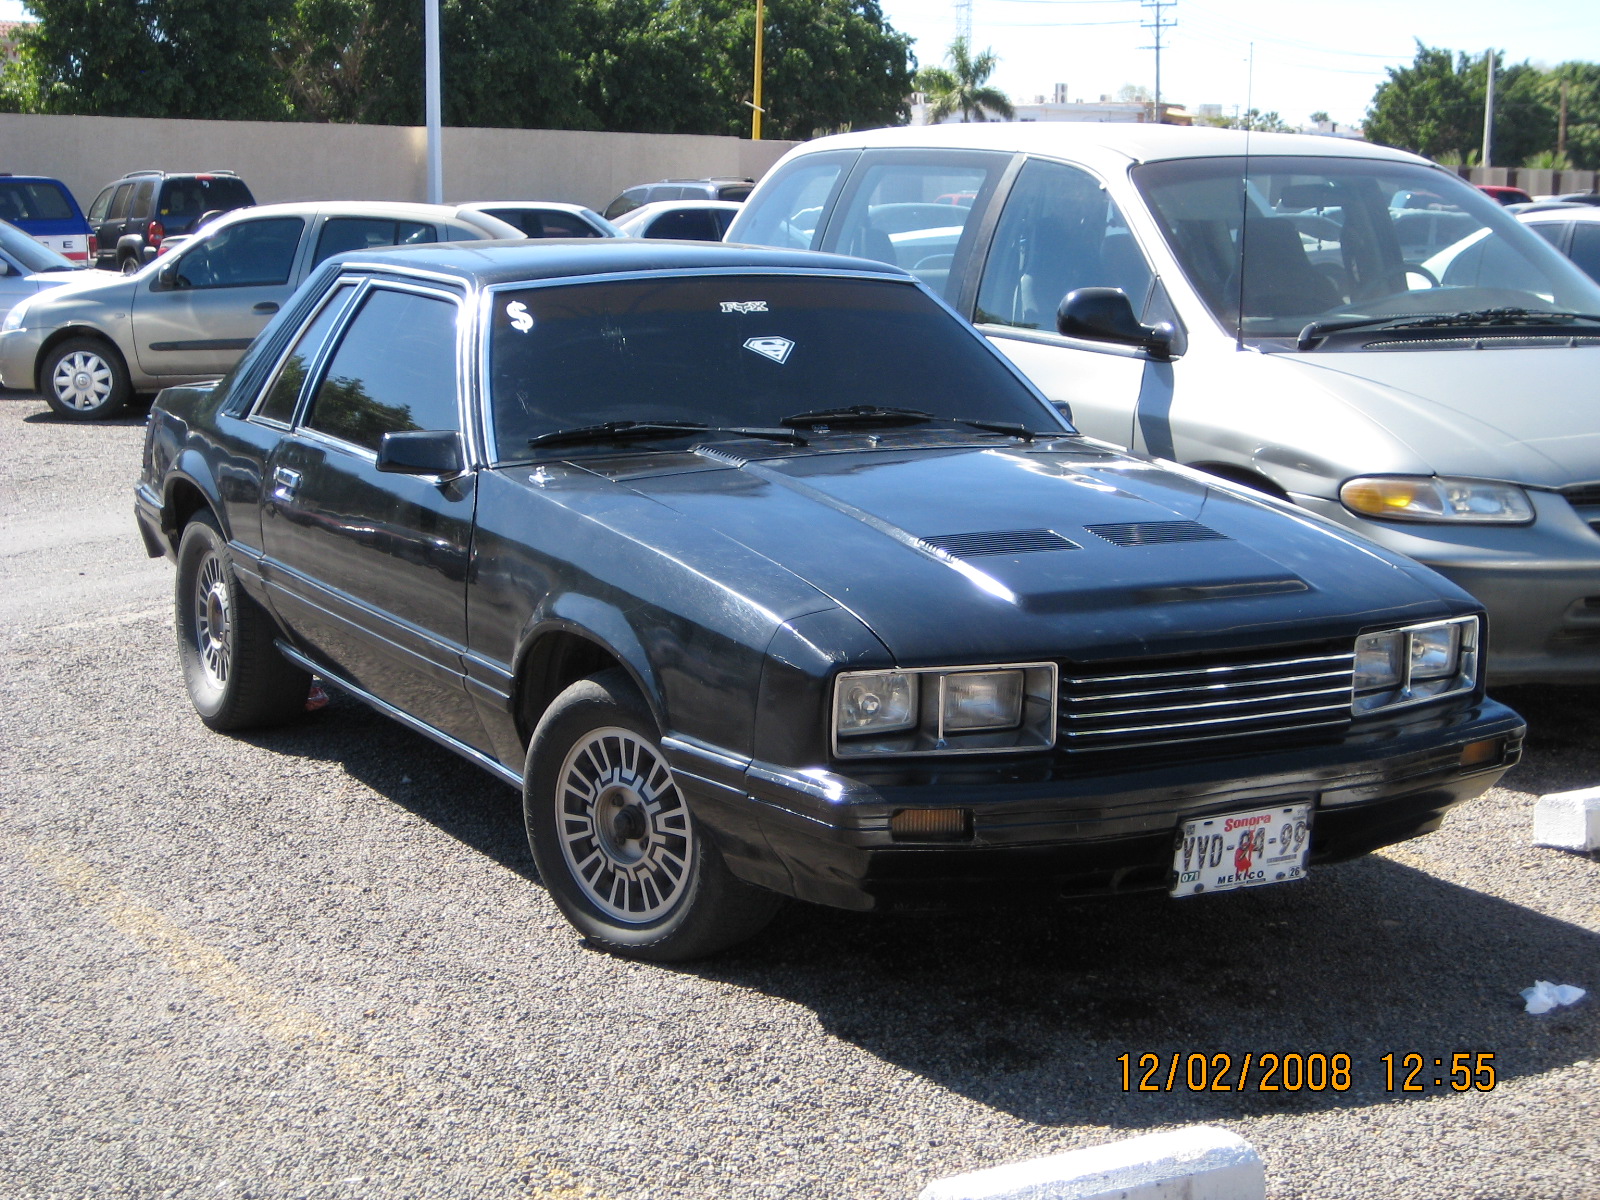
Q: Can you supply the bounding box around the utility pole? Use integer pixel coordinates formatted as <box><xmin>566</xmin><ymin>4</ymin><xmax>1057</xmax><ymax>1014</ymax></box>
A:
<box><xmin>955</xmin><ymin>0</ymin><xmax>973</xmax><ymax>50</ymax></box>
<box><xmin>752</xmin><ymin>0</ymin><xmax>765</xmax><ymax>139</ymax></box>
<box><xmin>1141</xmin><ymin>0</ymin><xmax>1176</xmax><ymax>123</ymax></box>
<box><xmin>1559</xmin><ymin>79</ymin><xmax>1570</xmax><ymax>157</ymax></box>
<box><xmin>1481</xmin><ymin>48</ymin><xmax>1496</xmax><ymax>170</ymax></box>
<box><xmin>424</xmin><ymin>0</ymin><xmax>442</xmax><ymax>202</ymax></box>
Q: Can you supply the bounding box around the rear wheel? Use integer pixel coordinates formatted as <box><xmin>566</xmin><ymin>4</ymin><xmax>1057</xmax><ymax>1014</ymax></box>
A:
<box><xmin>523</xmin><ymin>670</ymin><xmax>781</xmax><ymax>961</ymax></box>
<box><xmin>119</xmin><ymin>255</ymin><xmax>140</xmax><ymax>275</ymax></box>
<box><xmin>41</xmin><ymin>337</ymin><xmax>132</xmax><ymax>420</ymax></box>
<box><xmin>175</xmin><ymin>512</ymin><xmax>310</xmax><ymax>730</ymax></box>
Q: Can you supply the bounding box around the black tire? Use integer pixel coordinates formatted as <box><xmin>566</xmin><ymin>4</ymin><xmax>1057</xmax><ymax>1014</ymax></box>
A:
<box><xmin>523</xmin><ymin>669</ymin><xmax>781</xmax><ymax>961</ymax></box>
<box><xmin>40</xmin><ymin>336</ymin><xmax>133</xmax><ymax>420</ymax></box>
<box><xmin>119</xmin><ymin>255</ymin><xmax>141</xmax><ymax>275</ymax></box>
<box><xmin>175</xmin><ymin>511</ymin><xmax>310</xmax><ymax>731</ymax></box>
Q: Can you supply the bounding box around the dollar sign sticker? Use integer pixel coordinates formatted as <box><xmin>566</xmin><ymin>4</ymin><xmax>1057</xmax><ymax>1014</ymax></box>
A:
<box><xmin>507</xmin><ymin>301</ymin><xmax>533</xmax><ymax>333</ymax></box>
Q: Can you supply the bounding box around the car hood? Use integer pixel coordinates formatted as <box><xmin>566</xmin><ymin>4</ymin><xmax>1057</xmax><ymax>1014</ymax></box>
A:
<box><xmin>1276</xmin><ymin>346</ymin><xmax>1600</xmax><ymax>485</ymax></box>
<box><xmin>585</xmin><ymin>439</ymin><xmax>1469</xmax><ymax>665</ymax></box>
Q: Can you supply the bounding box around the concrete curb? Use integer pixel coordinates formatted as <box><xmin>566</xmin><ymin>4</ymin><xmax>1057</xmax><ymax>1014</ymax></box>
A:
<box><xmin>917</xmin><ymin>1125</ymin><xmax>1264</xmax><ymax>1200</ymax></box>
<box><xmin>1534</xmin><ymin>785</ymin><xmax>1600</xmax><ymax>853</ymax></box>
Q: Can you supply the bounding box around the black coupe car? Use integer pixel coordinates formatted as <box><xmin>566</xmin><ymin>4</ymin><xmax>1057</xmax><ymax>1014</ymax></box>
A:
<box><xmin>136</xmin><ymin>240</ymin><xmax>1525</xmax><ymax>960</ymax></box>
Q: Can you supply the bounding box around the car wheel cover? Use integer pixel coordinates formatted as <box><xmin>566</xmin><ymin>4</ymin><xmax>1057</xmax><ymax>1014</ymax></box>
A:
<box><xmin>193</xmin><ymin>550</ymin><xmax>232</xmax><ymax>690</ymax></box>
<box><xmin>52</xmin><ymin>351</ymin><xmax>114</xmax><ymax>411</ymax></box>
<box><xmin>556</xmin><ymin>726</ymin><xmax>694</xmax><ymax>923</ymax></box>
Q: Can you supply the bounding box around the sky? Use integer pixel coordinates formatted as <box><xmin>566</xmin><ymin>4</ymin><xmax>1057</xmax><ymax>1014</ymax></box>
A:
<box><xmin>0</xmin><ymin>0</ymin><xmax>1595</xmax><ymax>130</ymax></box>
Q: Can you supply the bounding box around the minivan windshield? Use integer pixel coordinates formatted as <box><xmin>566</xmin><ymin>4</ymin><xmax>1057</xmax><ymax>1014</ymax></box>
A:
<box><xmin>1132</xmin><ymin>156</ymin><xmax>1600</xmax><ymax>342</ymax></box>
<box><xmin>488</xmin><ymin>274</ymin><xmax>1060</xmax><ymax>459</ymax></box>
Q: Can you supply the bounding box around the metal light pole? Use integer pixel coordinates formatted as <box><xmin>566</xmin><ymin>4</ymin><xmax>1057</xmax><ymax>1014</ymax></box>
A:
<box><xmin>425</xmin><ymin>0</ymin><xmax>443</xmax><ymax>202</ymax></box>
<box><xmin>1481</xmin><ymin>48</ymin><xmax>1496</xmax><ymax>171</ymax></box>
<box><xmin>752</xmin><ymin>0</ymin><xmax>765</xmax><ymax>139</ymax></box>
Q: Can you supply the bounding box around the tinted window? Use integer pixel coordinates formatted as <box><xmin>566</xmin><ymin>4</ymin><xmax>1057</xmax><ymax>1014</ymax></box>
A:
<box><xmin>824</xmin><ymin>159</ymin><xmax>1004</xmax><ymax>299</ymax></box>
<box><xmin>158</xmin><ymin>177</ymin><xmax>254</xmax><ymax>221</ymax></box>
<box><xmin>977</xmin><ymin>158</ymin><xmax>1154</xmax><ymax>330</ymax></box>
<box><xmin>603</xmin><ymin>188</ymin><xmax>649</xmax><ymax>220</ymax></box>
<box><xmin>1569</xmin><ymin>224</ymin><xmax>1600</xmax><ymax>281</ymax></box>
<box><xmin>108</xmin><ymin>183</ymin><xmax>135</xmax><ymax>220</ymax></box>
<box><xmin>715</xmin><ymin>183</ymin><xmax>753</xmax><ymax>202</ymax></box>
<box><xmin>171</xmin><ymin>217</ymin><xmax>303</xmax><ymax>288</ymax></box>
<box><xmin>87</xmin><ymin>187</ymin><xmax>114</xmax><ymax>222</ymax></box>
<box><xmin>488</xmin><ymin>274</ymin><xmax>1053</xmax><ymax>459</ymax></box>
<box><xmin>1526</xmin><ymin>222</ymin><xmax>1565</xmax><ymax>247</ymax></box>
<box><xmin>255</xmin><ymin>283</ymin><xmax>357</xmax><ymax>424</ymax></box>
<box><xmin>305</xmin><ymin>289</ymin><xmax>460</xmax><ymax>451</ymax></box>
<box><xmin>312</xmin><ymin>218</ymin><xmax>439</xmax><ymax>267</ymax></box>
<box><xmin>491</xmin><ymin>209</ymin><xmax>602</xmax><ymax>238</ymax></box>
<box><xmin>645</xmin><ymin>209</ymin><xmax>719</xmax><ymax>240</ymax></box>
<box><xmin>730</xmin><ymin>155</ymin><xmax>851</xmax><ymax>251</ymax></box>
<box><xmin>0</xmin><ymin>180</ymin><xmax>75</xmax><ymax>222</ymax></box>
<box><xmin>131</xmin><ymin>180</ymin><xmax>156</xmax><ymax>220</ymax></box>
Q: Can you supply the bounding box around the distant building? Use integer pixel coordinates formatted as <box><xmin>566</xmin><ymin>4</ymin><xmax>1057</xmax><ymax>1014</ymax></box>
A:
<box><xmin>912</xmin><ymin>83</ymin><xmax>1191</xmax><ymax>126</ymax></box>
<box><xmin>0</xmin><ymin>20</ymin><xmax>33</xmax><ymax>64</ymax></box>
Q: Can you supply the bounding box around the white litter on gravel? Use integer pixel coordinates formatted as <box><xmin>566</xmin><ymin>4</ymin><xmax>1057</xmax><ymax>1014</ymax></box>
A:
<box><xmin>1520</xmin><ymin>981</ymin><xmax>1588</xmax><ymax>1014</ymax></box>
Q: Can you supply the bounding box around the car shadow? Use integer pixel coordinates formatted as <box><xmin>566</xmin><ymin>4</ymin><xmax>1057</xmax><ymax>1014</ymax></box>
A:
<box><xmin>20</xmin><ymin>396</ymin><xmax>154</xmax><ymax>425</ymax></box>
<box><xmin>1490</xmin><ymin>682</ymin><xmax>1600</xmax><ymax>795</ymax></box>
<box><xmin>239</xmin><ymin>689</ymin><xmax>1599</xmax><ymax>1127</ymax></box>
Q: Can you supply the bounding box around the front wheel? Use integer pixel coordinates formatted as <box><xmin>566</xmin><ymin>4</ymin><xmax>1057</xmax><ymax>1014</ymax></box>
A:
<box><xmin>41</xmin><ymin>337</ymin><xmax>133</xmax><ymax>420</ymax></box>
<box><xmin>523</xmin><ymin>670</ymin><xmax>781</xmax><ymax>961</ymax></box>
<box><xmin>175</xmin><ymin>512</ymin><xmax>310</xmax><ymax>730</ymax></box>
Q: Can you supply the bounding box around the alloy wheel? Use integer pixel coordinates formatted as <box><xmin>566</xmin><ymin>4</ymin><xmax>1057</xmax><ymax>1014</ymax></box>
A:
<box><xmin>50</xmin><ymin>351</ymin><xmax>115</xmax><ymax>412</ymax></box>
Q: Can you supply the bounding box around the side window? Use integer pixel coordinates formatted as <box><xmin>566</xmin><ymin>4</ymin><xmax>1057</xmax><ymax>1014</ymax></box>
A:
<box><xmin>303</xmin><ymin>289</ymin><xmax>460</xmax><ymax>451</ymax></box>
<box><xmin>254</xmin><ymin>283</ymin><xmax>358</xmax><ymax>425</ymax></box>
<box><xmin>1526</xmin><ymin>223</ymin><xmax>1565</xmax><ymax>248</ymax></box>
<box><xmin>732</xmin><ymin>156</ymin><xmax>851</xmax><ymax>250</ymax></box>
<box><xmin>976</xmin><ymin>158</ymin><xmax>1154</xmax><ymax>330</ymax></box>
<box><xmin>1569</xmin><ymin>224</ymin><xmax>1600</xmax><ymax>282</ymax></box>
<box><xmin>172</xmin><ymin>217</ymin><xmax>304</xmax><ymax>289</ymax></box>
<box><xmin>131</xmin><ymin>180</ymin><xmax>156</xmax><ymax>220</ymax></box>
<box><xmin>824</xmin><ymin>158</ymin><xmax>1002</xmax><ymax>299</ymax></box>
<box><xmin>88</xmin><ymin>187</ymin><xmax>114</xmax><ymax>222</ymax></box>
<box><xmin>108</xmin><ymin>183</ymin><xmax>135</xmax><ymax>220</ymax></box>
<box><xmin>536</xmin><ymin>212</ymin><xmax>600</xmax><ymax>238</ymax></box>
<box><xmin>646</xmin><ymin>209</ymin><xmax>718</xmax><ymax>240</ymax></box>
<box><xmin>312</xmin><ymin>218</ymin><xmax>438</xmax><ymax>268</ymax></box>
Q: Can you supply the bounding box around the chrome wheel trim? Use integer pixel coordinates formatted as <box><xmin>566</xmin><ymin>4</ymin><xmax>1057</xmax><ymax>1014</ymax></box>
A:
<box><xmin>120</xmin><ymin>257</ymin><xmax>140</xmax><ymax>275</ymax></box>
<box><xmin>51</xmin><ymin>351</ymin><xmax>114</xmax><ymax>411</ymax></box>
<box><xmin>556</xmin><ymin>726</ymin><xmax>694</xmax><ymax>924</ymax></box>
<box><xmin>193</xmin><ymin>551</ymin><xmax>232</xmax><ymax>690</ymax></box>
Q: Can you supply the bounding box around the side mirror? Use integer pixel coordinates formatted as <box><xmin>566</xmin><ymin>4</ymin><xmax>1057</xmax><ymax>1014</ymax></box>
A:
<box><xmin>1056</xmin><ymin>287</ymin><xmax>1176</xmax><ymax>359</ymax></box>
<box><xmin>155</xmin><ymin>260</ymin><xmax>182</xmax><ymax>290</ymax></box>
<box><xmin>377</xmin><ymin>429</ymin><xmax>464</xmax><ymax>477</ymax></box>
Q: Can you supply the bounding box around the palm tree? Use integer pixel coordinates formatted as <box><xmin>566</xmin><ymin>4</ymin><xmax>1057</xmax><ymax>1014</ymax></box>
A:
<box><xmin>916</xmin><ymin>38</ymin><xmax>1014</xmax><ymax>123</ymax></box>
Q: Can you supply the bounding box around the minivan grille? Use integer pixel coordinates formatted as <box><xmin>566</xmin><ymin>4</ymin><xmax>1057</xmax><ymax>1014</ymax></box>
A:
<box><xmin>1060</xmin><ymin>645</ymin><xmax>1355</xmax><ymax>754</ymax></box>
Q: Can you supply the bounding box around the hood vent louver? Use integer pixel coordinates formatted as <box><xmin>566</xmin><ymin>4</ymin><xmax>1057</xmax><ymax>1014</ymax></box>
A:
<box><xmin>1084</xmin><ymin>520</ymin><xmax>1229</xmax><ymax>547</ymax></box>
<box><xmin>921</xmin><ymin>528</ymin><xmax>1081</xmax><ymax>558</ymax></box>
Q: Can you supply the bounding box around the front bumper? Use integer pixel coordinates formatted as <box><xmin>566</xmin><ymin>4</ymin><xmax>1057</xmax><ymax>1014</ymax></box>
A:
<box><xmin>0</xmin><ymin>327</ymin><xmax>46</xmax><ymax>391</ymax></box>
<box><xmin>671</xmin><ymin>697</ymin><xmax>1524</xmax><ymax>911</ymax></box>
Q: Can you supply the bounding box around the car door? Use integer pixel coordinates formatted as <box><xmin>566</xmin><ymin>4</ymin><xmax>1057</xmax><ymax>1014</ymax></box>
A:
<box><xmin>971</xmin><ymin>156</ymin><xmax>1163</xmax><ymax>446</ymax></box>
<box><xmin>131</xmin><ymin>215</ymin><xmax>306</xmax><ymax>378</ymax></box>
<box><xmin>258</xmin><ymin>280</ymin><xmax>489</xmax><ymax>750</ymax></box>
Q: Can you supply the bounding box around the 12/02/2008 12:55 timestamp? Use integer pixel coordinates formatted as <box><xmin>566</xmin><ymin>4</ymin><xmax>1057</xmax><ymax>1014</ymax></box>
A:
<box><xmin>1117</xmin><ymin>1052</ymin><xmax>1497</xmax><ymax>1093</ymax></box>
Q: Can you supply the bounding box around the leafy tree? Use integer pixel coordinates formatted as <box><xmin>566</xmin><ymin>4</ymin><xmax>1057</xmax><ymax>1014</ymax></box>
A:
<box><xmin>916</xmin><ymin>37</ymin><xmax>1013</xmax><ymax>123</ymax></box>
<box><xmin>1309</xmin><ymin>110</ymin><xmax>1330</xmax><ymax>124</ymax></box>
<box><xmin>1365</xmin><ymin>42</ymin><xmax>1554</xmax><ymax>166</ymax></box>
<box><xmin>1199</xmin><ymin>108</ymin><xmax>1291</xmax><ymax>132</ymax></box>
<box><xmin>1542</xmin><ymin>61</ymin><xmax>1600</xmax><ymax>170</ymax></box>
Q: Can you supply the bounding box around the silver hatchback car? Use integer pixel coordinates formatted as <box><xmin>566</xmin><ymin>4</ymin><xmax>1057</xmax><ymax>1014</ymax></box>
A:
<box><xmin>0</xmin><ymin>200</ymin><xmax>520</xmax><ymax>419</ymax></box>
<box><xmin>730</xmin><ymin>124</ymin><xmax>1600</xmax><ymax>686</ymax></box>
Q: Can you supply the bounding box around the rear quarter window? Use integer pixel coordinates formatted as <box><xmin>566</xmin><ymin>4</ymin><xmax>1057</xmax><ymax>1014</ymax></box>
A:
<box><xmin>0</xmin><ymin>180</ymin><xmax>78</xmax><ymax>223</ymax></box>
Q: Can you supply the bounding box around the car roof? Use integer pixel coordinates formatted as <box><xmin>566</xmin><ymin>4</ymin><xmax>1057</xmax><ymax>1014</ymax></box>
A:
<box><xmin>780</xmin><ymin>123</ymin><xmax>1435</xmax><ymax>172</ymax></box>
<box><xmin>619</xmin><ymin>199</ymin><xmax>744</xmax><ymax>219</ymax></box>
<box><xmin>1518</xmin><ymin>205</ymin><xmax>1600</xmax><ymax>224</ymax></box>
<box><xmin>321</xmin><ymin>238</ymin><xmax>913</xmax><ymax>287</ymax></box>
<box><xmin>459</xmin><ymin>201</ymin><xmax>601</xmax><ymax>215</ymax></box>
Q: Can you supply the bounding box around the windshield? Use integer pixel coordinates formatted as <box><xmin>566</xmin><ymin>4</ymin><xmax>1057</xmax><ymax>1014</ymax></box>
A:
<box><xmin>488</xmin><ymin>274</ymin><xmax>1059</xmax><ymax>459</ymax></box>
<box><xmin>0</xmin><ymin>221</ymin><xmax>77</xmax><ymax>272</ymax></box>
<box><xmin>1132</xmin><ymin>156</ymin><xmax>1600</xmax><ymax>341</ymax></box>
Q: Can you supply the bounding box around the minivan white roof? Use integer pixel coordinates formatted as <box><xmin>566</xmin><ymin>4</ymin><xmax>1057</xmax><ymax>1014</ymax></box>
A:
<box><xmin>785</xmin><ymin>122</ymin><xmax>1436</xmax><ymax>172</ymax></box>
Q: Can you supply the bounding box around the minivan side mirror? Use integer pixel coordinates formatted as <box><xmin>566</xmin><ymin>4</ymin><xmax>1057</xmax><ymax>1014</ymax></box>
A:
<box><xmin>377</xmin><ymin>429</ymin><xmax>464</xmax><ymax>477</ymax></box>
<box><xmin>1057</xmin><ymin>287</ymin><xmax>1176</xmax><ymax>359</ymax></box>
<box><xmin>156</xmin><ymin>260</ymin><xmax>182</xmax><ymax>290</ymax></box>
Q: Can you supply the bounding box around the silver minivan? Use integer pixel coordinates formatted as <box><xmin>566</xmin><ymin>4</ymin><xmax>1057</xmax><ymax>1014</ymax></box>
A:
<box><xmin>728</xmin><ymin>123</ymin><xmax>1600</xmax><ymax>686</ymax></box>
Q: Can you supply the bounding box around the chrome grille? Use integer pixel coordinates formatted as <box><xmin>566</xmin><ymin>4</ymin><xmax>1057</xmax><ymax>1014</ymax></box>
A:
<box><xmin>1060</xmin><ymin>646</ymin><xmax>1354</xmax><ymax>753</ymax></box>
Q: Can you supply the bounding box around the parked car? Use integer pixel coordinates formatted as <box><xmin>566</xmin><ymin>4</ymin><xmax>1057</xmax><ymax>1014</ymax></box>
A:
<box><xmin>135</xmin><ymin>239</ymin><xmax>1523</xmax><ymax>960</ymax></box>
<box><xmin>1537</xmin><ymin>192</ymin><xmax>1600</xmax><ymax>206</ymax></box>
<box><xmin>457</xmin><ymin>201</ymin><xmax>622</xmax><ymax>239</ymax></box>
<box><xmin>0</xmin><ymin>218</ymin><xmax>84</xmax><ymax>326</ymax></box>
<box><xmin>603</xmin><ymin>177</ymin><xmax>753</xmax><ymax>221</ymax></box>
<box><xmin>0</xmin><ymin>174</ymin><xmax>92</xmax><ymax>263</ymax></box>
<box><xmin>0</xmin><ymin>201</ymin><xmax>520</xmax><ymax>419</ymax></box>
<box><xmin>729</xmin><ymin>124</ymin><xmax>1600</xmax><ymax>686</ymax></box>
<box><xmin>1476</xmin><ymin>184</ymin><xmax>1534</xmax><ymax>205</ymax></box>
<box><xmin>84</xmin><ymin>170</ymin><xmax>257</xmax><ymax>273</ymax></box>
<box><xmin>1518</xmin><ymin>205</ymin><xmax>1600</xmax><ymax>282</ymax></box>
<box><xmin>613</xmin><ymin>200</ymin><xmax>741</xmax><ymax>241</ymax></box>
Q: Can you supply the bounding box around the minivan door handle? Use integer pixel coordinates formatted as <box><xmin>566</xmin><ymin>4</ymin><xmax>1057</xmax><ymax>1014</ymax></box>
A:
<box><xmin>253</xmin><ymin>301</ymin><xmax>280</xmax><ymax>314</ymax></box>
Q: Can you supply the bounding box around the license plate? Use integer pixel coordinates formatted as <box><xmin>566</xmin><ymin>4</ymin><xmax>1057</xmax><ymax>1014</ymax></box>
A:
<box><xmin>1170</xmin><ymin>802</ymin><xmax>1312</xmax><ymax>897</ymax></box>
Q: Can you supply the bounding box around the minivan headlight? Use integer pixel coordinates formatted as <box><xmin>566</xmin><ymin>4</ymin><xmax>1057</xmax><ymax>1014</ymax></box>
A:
<box><xmin>832</xmin><ymin>663</ymin><xmax>1057</xmax><ymax>757</ymax></box>
<box><xmin>1340</xmin><ymin>476</ymin><xmax>1533</xmax><ymax>524</ymax></box>
<box><xmin>1353</xmin><ymin>616</ymin><xmax>1480</xmax><ymax>714</ymax></box>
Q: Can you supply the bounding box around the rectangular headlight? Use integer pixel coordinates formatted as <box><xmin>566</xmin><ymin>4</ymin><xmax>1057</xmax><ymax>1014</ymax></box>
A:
<box><xmin>834</xmin><ymin>670</ymin><xmax>917</xmax><ymax>736</ymax></box>
<box><xmin>939</xmin><ymin>670</ymin><xmax>1024</xmax><ymax>732</ymax></box>
<box><xmin>832</xmin><ymin>663</ymin><xmax>1056</xmax><ymax>758</ymax></box>
<box><xmin>1353</xmin><ymin>616</ymin><xmax>1479</xmax><ymax>714</ymax></box>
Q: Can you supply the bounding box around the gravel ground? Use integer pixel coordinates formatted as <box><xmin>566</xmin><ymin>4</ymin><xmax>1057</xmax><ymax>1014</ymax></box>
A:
<box><xmin>2</xmin><ymin>392</ymin><xmax>1597</xmax><ymax>1200</ymax></box>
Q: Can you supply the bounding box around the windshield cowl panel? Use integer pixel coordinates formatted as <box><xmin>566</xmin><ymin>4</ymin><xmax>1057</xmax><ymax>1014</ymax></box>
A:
<box><xmin>1132</xmin><ymin>155</ymin><xmax>1600</xmax><ymax>346</ymax></box>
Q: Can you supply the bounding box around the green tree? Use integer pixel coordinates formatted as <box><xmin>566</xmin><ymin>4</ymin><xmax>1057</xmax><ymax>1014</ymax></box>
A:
<box><xmin>8</xmin><ymin>0</ymin><xmax>291</xmax><ymax>119</ymax></box>
<box><xmin>1543</xmin><ymin>61</ymin><xmax>1600</xmax><ymax>170</ymax></box>
<box><xmin>1365</xmin><ymin>42</ymin><xmax>1554</xmax><ymax>166</ymax></box>
<box><xmin>915</xmin><ymin>37</ymin><xmax>1013</xmax><ymax>123</ymax></box>
<box><xmin>1199</xmin><ymin>107</ymin><xmax>1291</xmax><ymax>132</ymax></box>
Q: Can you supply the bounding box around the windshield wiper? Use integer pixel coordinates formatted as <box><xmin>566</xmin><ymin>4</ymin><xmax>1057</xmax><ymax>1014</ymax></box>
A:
<box><xmin>779</xmin><ymin>405</ymin><xmax>935</xmax><ymax>429</ymax></box>
<box><xmin>1298</xmin><ymin>307</ymin><xmax>1600</xmax><ymax>350</ymax></box>
<box><xmin>950</xmin><ymin>418</ymin><xmax>1066</xmax><ymax>441</ymax></box>
<box><xmin>529</xmin><ymin>421</ymin><xmax>806</xmax><ymax>450</ymax></box>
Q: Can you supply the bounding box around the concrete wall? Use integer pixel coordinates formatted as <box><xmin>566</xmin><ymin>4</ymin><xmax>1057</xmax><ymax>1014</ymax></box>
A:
<box><xmin>1461</xmin><ymin>165</ymin><xmax>1598</xmax><ymax>195</ymax></box>
<box><xmin>0</xmin><ymin>113</ymin><xmax>798</xmax><ymax>213</ymax></box>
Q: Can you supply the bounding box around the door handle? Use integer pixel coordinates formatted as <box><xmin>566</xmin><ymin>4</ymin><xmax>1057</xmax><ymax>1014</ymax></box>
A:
<box><xmin>253</xmin><ymin>301</ymin><xmax>280</xmax><ymax>314</ymax></box>
<box><xmin>271</xmin><ymin>466</ymin><xmax>302</xmax><ymax>501</ymax></box>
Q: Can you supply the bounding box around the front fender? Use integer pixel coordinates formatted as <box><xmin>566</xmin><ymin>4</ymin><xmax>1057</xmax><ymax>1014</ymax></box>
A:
<box><xmin>514</xmin><ymin>596</ymin><xmax>665</xmax><ymax>732</ymax></box>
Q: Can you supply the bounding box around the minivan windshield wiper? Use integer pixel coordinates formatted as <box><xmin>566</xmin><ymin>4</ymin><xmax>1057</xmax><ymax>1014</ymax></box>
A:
<box><xmin>779</xmin><ymin>405</ymin><xmax>935</xmax><ymax>429</ymax></box>
<box><xmin>1298</xmin><ymin>307</ymin><xmax>1600</xmax><ymax>350</ymax></box>
<box><xmin>528</xmin><ymin>420</ymin><xmax>806</xmax><ymax>450</ymax></box>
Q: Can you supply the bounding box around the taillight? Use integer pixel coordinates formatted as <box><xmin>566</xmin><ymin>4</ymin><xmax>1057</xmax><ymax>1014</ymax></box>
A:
<box><xmin>147</xmin><ymin>220</ymin><xmax>164</xmax><ymax>248</ymax></box>
<box><xmin>88</xmin><ymin>233</ymin><xmax>98</xmax><ymax>258</ymax></box>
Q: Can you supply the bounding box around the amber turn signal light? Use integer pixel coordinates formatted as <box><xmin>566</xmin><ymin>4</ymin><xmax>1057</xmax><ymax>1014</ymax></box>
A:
<box><xmin>890</xmin><ymin>808</ymin><xmax>972</xmax><ymax>841</ymax></box>
<box><xmin>1459</xmin><ymin>738</ymin><xmax>1501</xmax><ymax>768</ymax></box>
